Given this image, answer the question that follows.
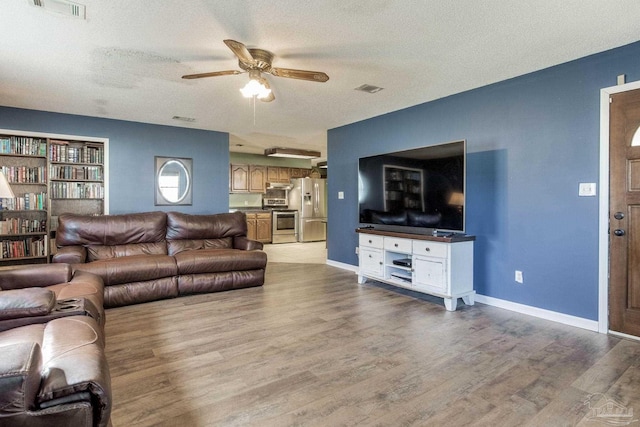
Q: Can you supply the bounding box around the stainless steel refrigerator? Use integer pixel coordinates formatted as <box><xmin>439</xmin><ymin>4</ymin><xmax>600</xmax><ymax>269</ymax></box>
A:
<box><xmin>289</xmin><ymin>178</ymin><xmax>327</xmax><ymax>242</ymax></box>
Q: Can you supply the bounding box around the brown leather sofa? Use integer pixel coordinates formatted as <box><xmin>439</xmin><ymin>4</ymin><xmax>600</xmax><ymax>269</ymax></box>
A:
<box><xmin>53</xmin><ymin>211</ymin><xmax>268</xmax><ymax>307</ymax></box>
<box><xmin>0</xmin><ymin>264</ymin><xmax>111</xmax><ymax>427</ymax></box>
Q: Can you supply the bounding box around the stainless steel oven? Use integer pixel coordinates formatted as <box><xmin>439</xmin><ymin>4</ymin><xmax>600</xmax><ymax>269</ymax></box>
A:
<box><xmin>271</xmin><ymin>210</ymin><xmax>298</xmax><ymax>244</ymax></box>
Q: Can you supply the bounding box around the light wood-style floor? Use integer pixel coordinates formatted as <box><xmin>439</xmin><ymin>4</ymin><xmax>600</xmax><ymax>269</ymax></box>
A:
<box><xmin>105</xmin><ymin>259</ymin><xmax>640</xmax><ymax>426</ymax></box>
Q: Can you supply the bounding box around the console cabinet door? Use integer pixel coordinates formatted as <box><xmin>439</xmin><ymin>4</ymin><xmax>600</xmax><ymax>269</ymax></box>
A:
<box><xmin>360</xmin><ymin>247</ymin><xmax>383</xmax><ymax>277</ymax></box>
<box><xmin>412</xmin><ymin>255</ymin><xmax>447</xmax><ymax>294</ymax></box>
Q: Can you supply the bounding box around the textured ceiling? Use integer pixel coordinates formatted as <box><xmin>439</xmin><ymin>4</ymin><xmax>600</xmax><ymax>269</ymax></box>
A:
<box><xmin>1</xmin><ymin>0</ymin><xmax>639</xmax><ymax>158</ymax></box>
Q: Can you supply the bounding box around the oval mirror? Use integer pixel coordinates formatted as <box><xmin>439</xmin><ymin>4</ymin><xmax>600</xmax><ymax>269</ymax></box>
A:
<box><xmin>155</xmin><ymin>157</ymin><xmax>192</xmax><ymax>205</ymax></box>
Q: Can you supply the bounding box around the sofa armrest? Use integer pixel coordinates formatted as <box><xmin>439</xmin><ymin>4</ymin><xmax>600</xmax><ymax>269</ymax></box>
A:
<box><xmin>0</xmin><ymin>263</ymin><xmax>73</xmax><ymax>290</ymax></box>
<box><xmin>52</xmin><ymin>246</ymin><xmax>87</xmax><ymax>264</ymax></box>
<box><xmin>0</xmin><ymin>288</ymin><xmax>56</xmax><ymax>321</ymax></box>
<box><xmin>0</xmin><ymin>341</ymin><xmax>42</xmax><ymax>414</ymax></box>
<box><xmin>38</xmin><ymin>316</ymin><xmax>111</xmax><ymax>427</ymax></box>
<box><xmin>233</xmin><ymin>236</ymin><xmax>263</xmax><ymax>251</ymax></box>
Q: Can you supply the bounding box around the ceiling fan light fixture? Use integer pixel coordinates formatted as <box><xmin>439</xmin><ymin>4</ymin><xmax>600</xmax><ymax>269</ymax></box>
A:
<box><xmin>265</xmin><ymin>147</ymin><xmax>321</xmax><ymax>159</ymax></box>
<box><xmin>240</xmin><ymin>70</ymin><xmax>271</xmax><ymax>99</ymax></box>
<box><xmin>240</xmin><ymin>79</ymin><xmax>271</xmax><ymax>99</ymax></box>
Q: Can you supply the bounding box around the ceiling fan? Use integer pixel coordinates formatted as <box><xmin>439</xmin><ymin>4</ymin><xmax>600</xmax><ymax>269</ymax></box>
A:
<box><xmin>182</xmin><ymin>40</ymin><xmax>330</xmax><ymax>102</ymax></box>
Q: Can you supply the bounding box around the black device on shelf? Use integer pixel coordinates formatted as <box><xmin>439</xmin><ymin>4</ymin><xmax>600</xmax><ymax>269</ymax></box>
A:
<box><xmin>392</xmin><ymin>258</ymin><xmax>412</xmax><ymax>267</ymax></box>
<box><xmin>358</xmin><ymin>140</ymin><xmax>466</xmax><ymax>235</ymax></box>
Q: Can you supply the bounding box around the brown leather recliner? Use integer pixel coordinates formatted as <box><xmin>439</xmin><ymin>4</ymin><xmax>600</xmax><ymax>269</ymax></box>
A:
<box><xmin>0</xmin><ymin>264</ymin><xmax>111</xmax><ymax>427</ymax></box>
<box><xmin>53</xmin><ymin>211</ymin><xmax>268</xmax><ymax>307</ymax></box>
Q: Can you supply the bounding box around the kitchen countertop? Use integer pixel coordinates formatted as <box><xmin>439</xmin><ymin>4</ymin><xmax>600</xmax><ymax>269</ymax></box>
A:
<box><xmin>229</xmin><ymin>207</ymin><xmax>271</xmax><ymax>213</ymax></box>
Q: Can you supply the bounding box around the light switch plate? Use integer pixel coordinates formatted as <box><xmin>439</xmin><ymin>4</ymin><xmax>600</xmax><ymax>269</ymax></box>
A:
<box><xmin>338</xmin><ymin>191</ymin><xmax>344</xmax><ymax>199</ymax></box>
<box><xmin>579</xmin><ymin>183</ymin><xmax>597</xmax><ymax>197</ymax></box>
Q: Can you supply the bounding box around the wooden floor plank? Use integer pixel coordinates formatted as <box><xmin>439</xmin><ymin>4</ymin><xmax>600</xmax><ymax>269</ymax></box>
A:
<box><xmin>105</xmin><ymin>262</ymin><xmax>640</xmax><ymax>426</ymax></box>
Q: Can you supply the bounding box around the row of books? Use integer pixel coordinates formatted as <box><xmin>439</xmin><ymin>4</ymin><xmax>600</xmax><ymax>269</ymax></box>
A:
<box><xmin>50</xmin><ymin>182</ymin><xmax>103</xmax><ymax>199</ymax></box>
<box><xmin>0</xmin><ymin>193</ymin><xmax>47</xmax><ymax>211</ymax></box>
<box><xmin>50</xmin><ymin>165</ymin><xmax>103</xmax><ymax>181</ymax></box>
<box><xmin>0</xmin><ymin>236</ymin><xmax>46</xmax><ymax>259</ymax></box>
<box><xmin>49</xmin><ymin>141</ymin><xmax>104</xmax><ymax>164</ymax></box>
<box><xmin>1</xmin><ymin>166</ymin><xmax>47</xmax><ymax>184</ymax></box>
<box><xmin>0</xmin><ymin>136</ymin><xmax>47</xmax><ymax>157</ymax></box>
<box><xmin>0</xmin><ymin>218</ymin><xmax>46</xmax><ymax>235</ymax></box>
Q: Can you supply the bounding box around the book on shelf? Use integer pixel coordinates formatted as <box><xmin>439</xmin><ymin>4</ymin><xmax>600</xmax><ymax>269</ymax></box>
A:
<box><xmin>0</xmin><ymin>136</ymin><xmax>47</xmax><ymax>156</ymax></box>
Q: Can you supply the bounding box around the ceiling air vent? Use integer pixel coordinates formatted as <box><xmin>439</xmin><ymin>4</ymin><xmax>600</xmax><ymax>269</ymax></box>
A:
<box><xmin>355</xmin><ymin>84</ymin><xmax>384</xmax><ymax>94</ymax></box>
<box><xmin>172</xmin><ymin>116</ymin><xmax>196</xmax><ymax>123</ymax></box>
<box><xmin>28</xmin><ymin>0</ymin><xmax>86</xmax><ymax>19</ymax></box>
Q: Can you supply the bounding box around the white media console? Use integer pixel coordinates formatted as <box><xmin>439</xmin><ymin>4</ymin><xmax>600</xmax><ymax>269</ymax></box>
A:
<box><xmin>357</xmin><ymin>229</ymin><xmax>475</xmax><ymax>311</ymax></box>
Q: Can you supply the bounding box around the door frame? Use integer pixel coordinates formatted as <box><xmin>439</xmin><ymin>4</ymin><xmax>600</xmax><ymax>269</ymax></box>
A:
<box><xmin>598</xmin><ymin>80</ymin><xmax>640</xmax><ymax>334</ymax></box>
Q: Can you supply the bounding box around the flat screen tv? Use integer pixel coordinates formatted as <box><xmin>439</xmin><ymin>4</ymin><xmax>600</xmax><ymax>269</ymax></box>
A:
<box><xmin>358</xmin><ymin>140</ymin><xmax>466</xmax><ymax>235</ymax></box>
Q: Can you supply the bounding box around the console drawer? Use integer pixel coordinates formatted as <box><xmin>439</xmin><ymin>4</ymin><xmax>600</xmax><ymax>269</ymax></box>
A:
<box><xmin>359</xmin><ymin>234</ymin><xmax>383</xmax><ymax>249</ymax></box>
<box><xmin>384</xmin><ymin>237</ymin><xmax>412</xmax><ymax>253</ymax></box>
<box><xmin>413</xmin><ymin>240</ymin><xmax>447</xmax><ymax>258</ymax></box>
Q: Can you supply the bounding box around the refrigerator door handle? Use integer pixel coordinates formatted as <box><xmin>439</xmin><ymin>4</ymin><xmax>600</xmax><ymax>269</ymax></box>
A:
<box><xmin>314</xmin><ymin>182</ymin><xmax>319</xmax><ymax>215</ymax></box>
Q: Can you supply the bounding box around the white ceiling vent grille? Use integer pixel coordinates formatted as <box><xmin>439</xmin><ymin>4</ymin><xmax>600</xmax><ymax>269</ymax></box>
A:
<box><xmin>355</xmin><ymin>84</ymin><xmax>384</xmax><ymax>94</ymax></box>
<box><xmin>29</xmin><ymin>0</ymin><xmax>86</xmax><ymax>19</ymax></box>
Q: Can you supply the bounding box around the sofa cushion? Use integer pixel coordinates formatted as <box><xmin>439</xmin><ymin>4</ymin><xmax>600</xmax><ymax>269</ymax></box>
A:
<box><xmin>0</xmin><ymin>263</ymin><xmax>72</xmax><ymax>290</ymax></box>
<box><xmin>73</xmin><ymin>254</ymin><xmax>178</xmax><ymax>286</ymax></box>
<box><xmin>166</xmin><ymin>211</ymin><xmax>247</xmax><ymax>255</ymax></box>
<box><xmin>56</xmin><ymin>212</ymin><xmax>169</xmax><ymax>261</ymax></box>
<box><xmin>167</xmin><ymin>237</ymin><xmax>233</xmax><ymax>256</ymax></box>
<box><xmin>87</xmin><ymin>242</ymin><xmax>168</xmax><ymax>261</ymax></box>
<box><xmin>0</xmin><ymin>288</ymin><xmax>56</xmax><ymax>321</ymax></box>
<box><xmin>173</xmin><ymin>249</ymin><xmax>267</xmax><ymax>275</ymax></box>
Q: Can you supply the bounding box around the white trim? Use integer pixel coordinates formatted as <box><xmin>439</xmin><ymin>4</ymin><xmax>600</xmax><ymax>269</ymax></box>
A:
<box><xmin>0</xmin><ymin>128</ymin><xmax>109</xmax><ymax>214</ymax></box>
<box><xmin>598</xmin><ymin>80</ymin><xmax>640</xmax><ymax>334</ymax></box>
<box><xmin>329</xmin><ymin>261</ymin><xmax>599</xmax><ymax>331</ymax></box>
<box><xmin>475</xmin><ymin>294</ymin><xmax>599</xmax><ymax>332</ymax></box>
<box><xmin>608</xmin><ymin>330</ymin><xmax>640</xmax><ymax>342</ymax></box>
<box><xmin>326</xmin><ymin>259</ymin><xmax>359</xmax><ymax>273</ymax></box>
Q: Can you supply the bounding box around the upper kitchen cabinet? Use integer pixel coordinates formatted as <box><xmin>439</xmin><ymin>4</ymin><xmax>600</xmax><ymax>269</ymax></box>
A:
<box><xmin>249</xmin><ymin>165</ymin><xmax>266</xmax><ymax>193</ymax></box>
<box><xmin>230</xmin><ymin>164</ymin><xmax>267</xmax><ymax>193</ymax></box>
<box><xmin>230</xmin><ymin>164</ymin><xmax>249</xmax><ymax>192</ymax></box>
<box><xmin>290</xmin><ymin>168</ymin><xmax>311</xmax><ymax>179</ymax></box>
<box><xmin>267</xmin><ymin>166</ymin><xmax>290</xmax><ymax>183</ymax></box>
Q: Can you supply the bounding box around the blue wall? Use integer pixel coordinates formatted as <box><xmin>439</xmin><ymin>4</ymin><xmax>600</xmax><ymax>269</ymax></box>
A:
<box><xmin>0</xmin><ymin>107</ymin><xmax>229</xmax><ymax>214</ymax></box>
<box><xmin>328</xmin><ymin>41</ymin><xmax>640</xmax><ymax>321</ymax></box>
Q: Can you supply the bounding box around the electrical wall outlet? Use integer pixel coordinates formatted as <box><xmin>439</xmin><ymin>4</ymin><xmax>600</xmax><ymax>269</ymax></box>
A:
<box><xmin>338</xmin><ymin>191</ymin><xmax>345</xmax><ymax>199</ymax></box>
<box><xmin>515</xmin><ymin>270</ymin><xmax>524</xmax><ymax>284</ymax></box>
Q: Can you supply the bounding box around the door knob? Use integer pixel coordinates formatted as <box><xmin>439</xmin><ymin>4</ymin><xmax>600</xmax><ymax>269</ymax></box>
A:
<box><xmin>614</xmin><ymin>229</ymin><xmax>626</xmax><ymax>236</ymax></box>
<box><xmin>614</xmin><ymin>212</ymin><xmax>625</xmax><ymax>220</ymax></box>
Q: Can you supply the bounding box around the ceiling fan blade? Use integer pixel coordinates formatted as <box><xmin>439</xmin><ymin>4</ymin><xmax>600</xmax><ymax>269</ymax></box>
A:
<box><xmin>270</xmin><ymin>67</ymin><xmax>329</xmax><ymax>82</ymax></box>
<box><xmin>223</xmin><ymin>39</ymin><xmax>255</xmax><ymax>65</ymax></box>
<box><xmin>182</xmin><ymin>70</ymin><xmax>242</xmax><ymax>79</ymax></box>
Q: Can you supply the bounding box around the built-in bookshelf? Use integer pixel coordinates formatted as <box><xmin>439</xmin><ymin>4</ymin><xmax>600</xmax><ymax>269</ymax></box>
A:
<box><xmin>0</xmin><ymin>135</ymin><xmax>49</xmax><ymax>264</ymax></box>
<box><xmin>49</xmin><ymin>139</ymin><xmax>105</xmax><ymax>237</ymax></box>
<box><xmin>0</xmin><ymin>131</ymin><xmax>107</xmax><ymax>265</ymax></box>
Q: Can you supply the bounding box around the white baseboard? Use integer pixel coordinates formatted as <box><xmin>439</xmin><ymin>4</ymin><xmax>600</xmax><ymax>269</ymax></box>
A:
<box><xmin>475</xmin><ymin>294</ymin><xmax>599</xmax><ymax>332</ymax></box>
<box><xmin>608</xmin><ymin>330</ymin><xmax>640</xmax><ymax>342</ymax></box>
<box><xmin>325</xmin><ymin>261</ymin><xmax>600</xmax><ymax>332</ymax></box>
<box><xmin>326</xmin><ymin>259</ymin><xmax>359</xmax><ymax>273</ymax></box>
